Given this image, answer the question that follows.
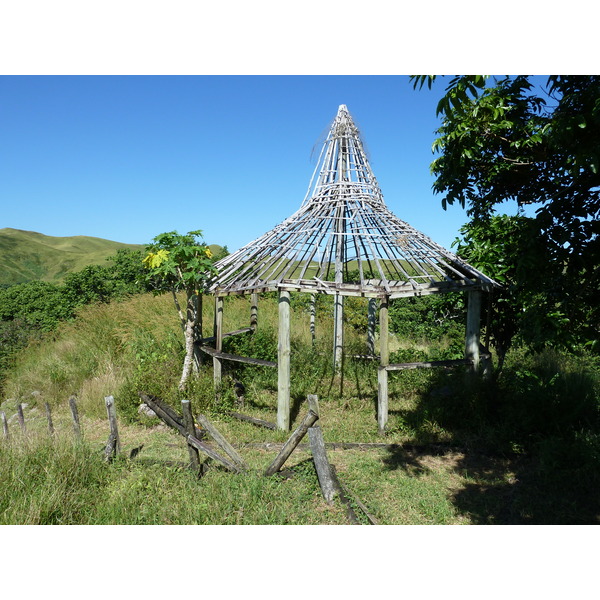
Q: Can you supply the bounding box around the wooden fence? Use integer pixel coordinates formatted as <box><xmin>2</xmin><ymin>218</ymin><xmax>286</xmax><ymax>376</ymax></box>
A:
<box><xmin>2</xmin><ymin>391</ymin><xmax>377</xmax><ymax>524</ymax></box>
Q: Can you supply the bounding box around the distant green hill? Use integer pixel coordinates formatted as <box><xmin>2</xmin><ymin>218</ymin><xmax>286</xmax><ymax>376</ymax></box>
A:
<box><xmin>0</xmin><ymin>229</ymin><xmax>228</xmax><ymax>286</ymax></box>
<box><xmin>0</xmin><ymin>228</ymin><xmax>145</xmax><ymax>286</ymax></box>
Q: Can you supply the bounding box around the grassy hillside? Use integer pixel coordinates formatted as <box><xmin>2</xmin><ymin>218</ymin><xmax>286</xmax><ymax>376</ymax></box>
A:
<box><xmin>0</xmin><ymin>228</ymin><xmax>226</xmax><ymax>286</ymax></box>
<box><xmin>0</xmin><ymin>228</ymin><xmax>144</xmax><ymax>285</ymax></box>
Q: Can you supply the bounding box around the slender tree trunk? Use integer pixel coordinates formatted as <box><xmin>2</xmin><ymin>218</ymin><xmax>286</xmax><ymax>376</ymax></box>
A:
<box><xmin>179</xmin><ymin>289</ymin><xmax>199</xmax><ymax>390</ymax></box>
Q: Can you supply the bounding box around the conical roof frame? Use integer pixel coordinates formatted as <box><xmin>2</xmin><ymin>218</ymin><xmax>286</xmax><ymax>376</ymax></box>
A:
<box><xmin>209</xmin><ymin>104</ymin><xmax>497</xmax><ymax>299</ymax></box>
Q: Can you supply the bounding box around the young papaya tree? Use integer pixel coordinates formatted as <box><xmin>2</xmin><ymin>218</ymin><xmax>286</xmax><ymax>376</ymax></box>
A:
<box><xmin>142</xmin><ymin>230</ymin><xmax>217</xmax><ymax>390</ymax></box>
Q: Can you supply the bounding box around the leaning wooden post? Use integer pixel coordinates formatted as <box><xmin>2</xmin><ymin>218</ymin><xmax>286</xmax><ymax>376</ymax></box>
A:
<box><xmin>465</xmin><ymin>289</ymin><xmax>481</xmax><ymax>372</ymax></box>
<box><xmin>196</xmin><ymin>413</ymin><xmax>247</xmax><ymax>471</ymax></box>
<box><xmin>1</xmin><ymin>411</ymin><xmax>9</xmax><ymax>439</ymax></box>
<box><xmin>250</xmin><ymin>292</ymin><xmax>258</xmax><ymax>330</ymax></box>
<box><xmin>193</xmin><ymin>292</ymin><xmax>203</xmax><ymax>368</ymax></box>
<box><xmin>265</xmin><ymin>409</ymin><xmax>319</xmax><ymax>476</ymax></box>
<box><xmin>367</xmin><ymin>297</ymin><xmax>377</xmax><ymax>355</ymax></box>
<box><xmin>277</xmin><ymin>289</ymin><xmax>291</xmax><ymax>431</ymax></box>
<box><xmin>105</xmin><ymin>396</ymin><xmax>121</xmax><ymax>455</ymax></box>
<box><xmin>69</xmin><ymin>395</ymin><xmax>82</xmax><ymax>439</ymax></box>
<box><xmin>308</xmin><ymin>425</ymin><xmax>337</xmax><ymax>504</ymax></box>
<box><xmin>17</xmin><ymin>403</ymin><xmax>27</xmax><ymax>434</ymax></box>
<box><xmin>213</xmin><ymin>295</ymin><xmax>224</xmax><ymax>396</ymax></box>
<box><xmin>377</xmin><ymin>296</ymin><xmax>390</xmax><ymax>434</ymax></box>
<box><xmin>45</xmin><ymin>403</ymin><xmax>55</xmax><ymax>436</ymax></box>
<box><xmin>181</xmin><ymin>400</ymin><xmax>201</xmax><ymax>474</ymax></box>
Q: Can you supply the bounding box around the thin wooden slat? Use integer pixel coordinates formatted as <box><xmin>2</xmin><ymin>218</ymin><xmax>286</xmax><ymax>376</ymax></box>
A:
<box><xmin>200</xmin><ymin>345</ymin><xmax>276</xmax><ymax>368</ymax></box>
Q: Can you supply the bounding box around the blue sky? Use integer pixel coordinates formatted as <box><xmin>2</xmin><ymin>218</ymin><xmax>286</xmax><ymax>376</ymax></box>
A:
<box><xmin>1</xmin><ymin>74</ymin><xmax>502</xmax><ymax>253</ymax></box>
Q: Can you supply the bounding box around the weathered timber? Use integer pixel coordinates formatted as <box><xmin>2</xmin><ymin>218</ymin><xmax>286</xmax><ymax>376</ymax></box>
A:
<box><xmin>103</xmin><ymin>433</ymin><xmax>118</xmax><ymax>462</ymax></box>
<box><xmin>138</xmin><ymin>393</ymin><xmax>204</xmax><ymax>439</ymax></box>
<box><xmin>307</xmin><ymin>394</ymin><xmax>320</xmax><ymax>417</ymax></box>
<box><xmin>226</xmin><ymin>411</ymin><xmax>277</xmax><ymax>431</ymax></box>
<box><xmin>69</xmin><ymin>396</ymin><xmax>81</xmax><ymax>438</ymax></box>
<box><xmin>104</xmin><ymin>396</ymin><xmax>121</xmax><ymax>455</ymax></box>
<box><xmin>308</xmin><ymin>426</ymin><xmax>337</xmax><ymax>503</ymax></box>
<box><xmin>378</xmin><ymin>297</ymin><xmax>390</xmax><ymax>434</ymax></box>
<box><xmin>385</xmin><ymin>358</ymin><xmax>474</xmax><ymax>371</ymax></box>
<box><xmin>331</xmin><ymin>471</ymin><xmax>379</xmax><ymax>525</ymax></box>
<box><xmin>200</xmin><ymin>326</ymin><xmax>254</xmax><ymax>345</ymax></box>
<box><xmin>17</xmin><ymin>403</ymin><xmax>26</xmax><ymax>434</ymax></box>
<box><xmin>367</xmin><ymin>298</ymin><xmax>377</xmax><ymax>355</ymax></box>
<box><xmin>140</xmin><ymin>393</ymin><xmax>185</xmax><ymax>435</ymax></box>
<box><xmin>186</xmin><ymin>434</ymin><xmax>242</xmax><ymax>473</ymax></box>
<box><xmin>182</xmin><ymin>400</ymin><xmax>201</xmax><ymax>473</ymax></box>
<box><xmin>196</xmin><ymin>413</ymin><xmax>247</xmax><ymax>470</ymax></box>
<box><xmin>329</xmin><ymin>465</ymin><xmax>361</xmax><ymax>525</ymax></box>
<box><xmin>1</xmin><ymin>411</ymin><xmax>8</xmax><ymax>439</ymax></box>
<box><xmin>45</xmin><ymin>403</ymin><xmax>54</xmax><ymax>436</ymax></box>
<box><xmin>277</xmin><ymin>290</ymin><xmax>291</xmax><ymax>431</ymax></box>
<box><xmin>265</xmin><ymin>409</ymin><xmax>319</xmax><ymax>476</ymax></box>
<box><xmin>213</xmin><ymin>296</ymin><xmax>224</xmax><ymax>392</ymax></box>
<box><xmin>200</xmin><ymin>345</ymin><xmax>276</xmax><ymax>368</ymax></box>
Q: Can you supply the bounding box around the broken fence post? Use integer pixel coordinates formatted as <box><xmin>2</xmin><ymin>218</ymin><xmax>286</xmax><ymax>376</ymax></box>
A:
<box><xmin>103</xmin><ymin>396</ymin><xmax>121</xmax><ymax>462</ymax></box>
<box><xmin>69</xmin><ymin>395</ymin><xmax>82</xmax><ymax>439</ymax></box>
<box><xmin>17</xmin><ymin>403</ymin><xmax>26</xmax><ymax>434</ymax></box>
<box><xmin>181</xmin><ymin>400</ymin><xmax>202</xmax><ymax>474</ymax></box>
<box><xmin>264</xmin><ymin>409</ymin><xmax>319</xmax><ymax>476</ymax></box>
<box><xmin>45</xmin><ymin>403</ymin><xmax>55</xmax><ymax>436</ymax></box>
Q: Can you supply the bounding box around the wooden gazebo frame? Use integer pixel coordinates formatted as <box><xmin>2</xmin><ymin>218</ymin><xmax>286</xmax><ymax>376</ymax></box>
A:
<box><xmin>204</xmin><ymin>105</ymin><xmax>498</xmax><ymax>431</ymax></box>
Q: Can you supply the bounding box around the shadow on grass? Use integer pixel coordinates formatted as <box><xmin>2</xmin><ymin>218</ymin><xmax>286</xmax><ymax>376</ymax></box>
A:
<box><xmin>380</xmin><ymin>362</ymin><xmax>600</xmax><ymax>525</ymax></box>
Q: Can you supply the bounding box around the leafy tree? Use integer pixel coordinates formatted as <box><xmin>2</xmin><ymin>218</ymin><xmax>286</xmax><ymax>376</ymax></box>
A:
<box><xmin>142</xmin><ymin>230</ymin><xmax>218</xmax><ymax>390</ymax></box>
<box><xmin>105</xmin><ymin>248</ymin><xmax>149</xmax><ymax>296</ymax></box>
<box><xmin>61</xmin><ymin>265</ymin><xmax>112</xmax><ymax>307</ymax></box>
<box><xmin>412</xmin><ymin>75</ymin><xmax>600</xmax><ymax>351</ymax></box>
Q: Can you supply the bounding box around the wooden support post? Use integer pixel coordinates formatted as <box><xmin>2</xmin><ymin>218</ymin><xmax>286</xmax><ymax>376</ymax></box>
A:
<box><xmin>181</xmin><ymin>400</ymin><xmax>201</xmax><ymax>473</ymax></box>
<box><xmin>196</xmin><ymin>414</ymin><xmax>247</xmax><ymax>470</ymax></box>
<box><xmin>378</xmin><ymin>296</ymin><xmax>390</xmax><ymax>434</ymax></box>
<box><xmin>308</xmin><ymin>425</ymin><xmax>337</xmax><ymax>504</ymax></box>
<box><xmin>277</xmin><ymin>290</ymin><xmax>291</xmax><ymax>431</ymax></box>
<box><xmin>1</xmin><ymin>411</ymin><xmax>8</xmax><ymax>439</ymax></box>
<box><xmin>367</xmin><ymin>298</ymin><xmax>377</xmax><ymax>356</ymax></box>
<box><xmin>309</xmin><ymin>293</ymin><xmax>316</xmax><ymax>345</ymax></box>
<box><xmin>465</xmin><ymin>290</ymin><xmax>481</xmax><ymax>372</ymax></box>
<box><xmin>213</xmin><ymin>296</ymin><xmax>224</xmax><ymax>395</ymax></box>
<box><xmin>265</xmin><ymin>409</ymin><xmax>319</xmax><ymax>476</ymax></box>
<box><xmin>250</xmin><ymin>292</ymin><xmax>258</xmax><ymax>330</ymax></box>
<box><xmin>45</xmin><ymin>403</ymin><xmax>54</xmax><ymax>436</ymax></box>
<box><xmin>17</xmin><ymin>403</ymin><xmax>26</xmax><ymax>434</ymax></box>
<box><xmin>333</xmin><ymin>293</ymin><xmax>344</xmax><ymax>371</ymax></box>
<box><xmin>104</xmin><ymin>396</ymin><xmax>121</xmax><ymax>455</ymax></box>
<box><xmin>69</xmin><ymin>396</ymin><xmax>82</xmax><ymax>439</ymax></box>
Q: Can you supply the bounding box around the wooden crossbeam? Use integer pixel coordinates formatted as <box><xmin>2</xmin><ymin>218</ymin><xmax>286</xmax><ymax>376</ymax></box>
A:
<box><xmin>200</xmin><ymin>345</ymin><xmax>277</xmax><ymax>368</ymax></box>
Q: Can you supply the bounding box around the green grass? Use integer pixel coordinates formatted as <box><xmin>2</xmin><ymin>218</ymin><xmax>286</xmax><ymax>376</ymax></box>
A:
<box><xmin>2</xmin><ymin>290</ymin><xmax>599</xmax><ymax>524</ymax></box>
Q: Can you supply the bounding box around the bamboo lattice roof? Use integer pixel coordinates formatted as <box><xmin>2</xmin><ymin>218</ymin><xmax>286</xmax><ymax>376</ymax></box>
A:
<box><xmin>209</xmin><ymin>104</ymin><xmax>497</xmax><ymax>299</ymax></box>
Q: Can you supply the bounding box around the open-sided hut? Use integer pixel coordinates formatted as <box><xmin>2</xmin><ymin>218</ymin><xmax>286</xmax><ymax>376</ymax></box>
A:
<box><xmin>206</xmin><ymin>104</ymin><xmax>498</xmax><ymax>431</ymax></box>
